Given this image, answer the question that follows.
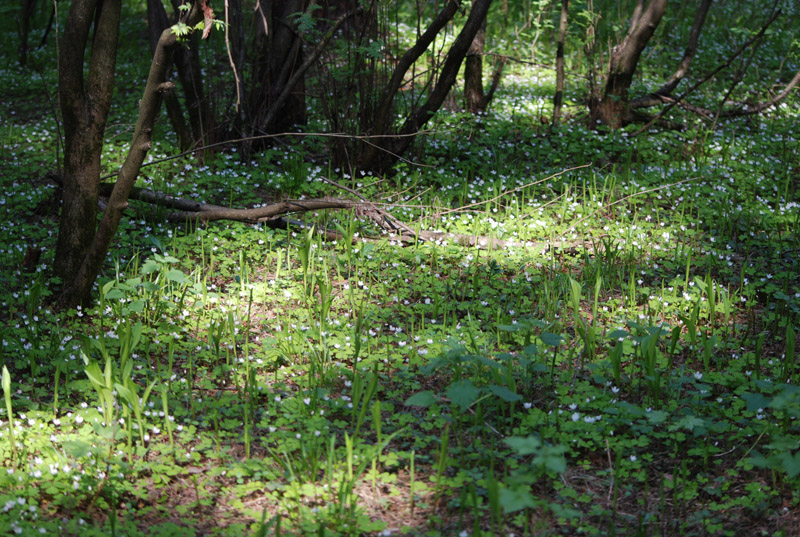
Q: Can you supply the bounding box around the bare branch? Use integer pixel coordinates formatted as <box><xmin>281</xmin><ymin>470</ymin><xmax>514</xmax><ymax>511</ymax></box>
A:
<box><xmin>632</xmin><ymin>7</ymin><xmax>782</xmax><ymax>136</ymax></box>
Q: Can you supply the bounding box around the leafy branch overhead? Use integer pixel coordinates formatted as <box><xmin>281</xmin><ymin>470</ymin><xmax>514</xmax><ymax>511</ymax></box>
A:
<box><xmin>171</xmin><ymin>0</ymin><xmax>221</xmax><ymax>39</ymax></box>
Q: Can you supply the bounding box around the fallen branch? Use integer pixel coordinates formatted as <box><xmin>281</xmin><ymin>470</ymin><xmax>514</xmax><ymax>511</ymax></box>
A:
<box><xmin>97</xmin><ymin>182</ymin><xmax>600</xmax><ymax>254</ymax></box>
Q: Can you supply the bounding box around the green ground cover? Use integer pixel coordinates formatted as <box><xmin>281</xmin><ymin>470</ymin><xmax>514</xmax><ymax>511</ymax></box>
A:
<box><xmin>0</xmin><ymin>3</ymin><xmax>799</xmax><ymax>536</ymax></box>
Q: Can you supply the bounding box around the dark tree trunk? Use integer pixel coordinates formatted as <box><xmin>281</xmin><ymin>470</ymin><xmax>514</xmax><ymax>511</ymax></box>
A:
<box><xmin>360</xmin><ymin>0</ymin><xmax>461</xmax><ymax>170</ymax></box>
<box><xmin>464</xmin><ymin>18</ymin><xmax>487</xmax><ymax>113</ymax></box>
<box><xmin>55</xmin><ymin>1</ymin><xmax>206</xmax><ymax>308</ymax></box>
<box><xmin>463</xmin><ymin>16</ymin><xmax>504</xmax><ymax>115</ymax></box>
<box><xmin>552</xmin><ymin>0</ymin><xmax>569</xmax><ymax>125</ymax></box>
<box><xmin>245</xmin><ymin>0</ymin><xmax>309</xmax><ymax>142</ymax></box>
<box><xmin>226</xmin><ymin>0</ymin><xmax>246</xmax><ymax>123</ymax></box>
<box><xmin>147</xmin><ymin>0</ymin><xmax>192</xmax><ymax>151</ymax></box>
<box><xmin>361</xmin><ymin>0</ymin><xmax>494</xmax><ymax>173</ymax></box>
<box><xmin>167</xmin><ymin>0</ymin><xmax>212</xmax><ymax>149</ymax></box>
<box><xmin>18</xmin><ymin>0</ymin><xmax>37</xmax><ymax>66</ymax></box>
<box><xmin>175</xmin><ymin>33</ymin><xmax>212</xmax><ymax>147</ymax></box>
<box><xmin>56</xmin><ymin>0</ymin><xmax>122</xmax><ymax>293</ymax></box>
<box><xmin>591</xmin><ymin>0</ymin><xmax>668</xmax><ymax>128</ymax></box>
<box><xmin>630</xmin><ymin>0</ymin><xmax>713</xmax><ymax>109</ymax></box>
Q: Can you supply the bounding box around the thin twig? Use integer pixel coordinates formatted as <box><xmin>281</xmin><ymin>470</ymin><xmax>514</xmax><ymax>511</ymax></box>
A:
<box><xmin>570</xmin><ymin>176</ymin><xmax>705</xmax><ymax>229</ymax></box>
<box><xmin>416</xmin><ymin>164</ymin><xmax>591</xmax><ymax>222</ymax></box>
<box><xmin>98</xmin><ymin>129</ymin><xmax>438</xmax><ymax>181</ymax></box>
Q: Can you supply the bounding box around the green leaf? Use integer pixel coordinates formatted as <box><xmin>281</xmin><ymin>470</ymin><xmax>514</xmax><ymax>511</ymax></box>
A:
<box><xmin>63</xmin><ymin>440</ymin><xmax>93</xmax><ymax>458</ymax></box>
<box><xmin>170</xmin><ymin>22</ymin><xmax>191</xmax><ymax>37</ymax></box>
<box><xmin>498</xmin><ymin>485</ymin><xmax>537</xmax><ymax>513</ymax></box>
<box><xmin>646</xmin><ymin>410</ymin><xmax>669</xmax><ymax>424</ymax></box>
<box><xmin>104</xmin><ymin>288</ymin><xmax>125</xmax><ymax>300</ymax></box>
<box><xmin>779</xmin><ymin>451</ymin><xmax>800</xmax><ymax>478</ymax></box>
<box><xmin>607</xmin><ymin>329</ymin><xmax>629</xmax><ymax>340</ymax></box>
<box><xmin>141</xmin><ymin>259</ymin><xmax>160</xmax><ymax>274</ymax></box>
<box><xmin>522</xmin><ymin>344</ymin><xmax>539</xmax><ymax>357</ymax></box>
<box><xmin>504</xmin><ymin>435</ymin><xmax>542</xmax><ymax>456</ymax></box>
<box><xmin>669</xmin><ymin>414</ymin><xmax>706</xmax><ymax>432</ymax></box>
<box><xmin>540</xmin><ymin>332</ymin><xmax>564</xmax><ymax>346</ymax></box>
<box><xmin>404</xmin><ymin>391</ymin><xmax>436</xmax><ymax>407</ymax></box>
<box><xmin>446</xmin><ymin>379</ymin><xmax>480</xmax><ymax>411</ymax></box>
<box><xmin>741</xmin><ymin>392</ymin><xmax>771</xmax><ymax>412</ymax></box>
<box><xmin>488</xmin><ymin>384</ymin><xmax>522</xmax><ymax>402</ymax></box>
<box><xmin>166</xmin><ymin>269</ymin><xmax>188</xmax><ymax>284</ymax></box>
<box><xmin>537</xmin><ymin>444</ymin><xmax>568</xmax><ymax>473</ymax></box>
<box><xmin>84</xmin><ymin>360</ymin><xmax>105</xmax><ymax>388</ymax></box>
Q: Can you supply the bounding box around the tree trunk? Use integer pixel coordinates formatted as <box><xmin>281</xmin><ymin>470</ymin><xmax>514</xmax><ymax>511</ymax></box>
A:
<box><xmin>56</xmin><ymin>0</ymin><xmax>122</xmax><ymax>292</ymax></box>
<box><xmin>245</xmin><ymin>0</ymin><xmax>309</xmax><ymax>146</ymax></box>
<box><xmin>464</xmin><ymin>18</ymin><xmax>487</xmax><ymax>113</ymax></box>
<box><xmin>552</xmin><ymin>0</ymin><xmax>569</xmax><ymax>125</ymax></box>
<box><xmin>55</xmin><ymin>1</ymin><xmax>206</xmax><ymax>308</ymax></box>
<box><xmin>362</xmin><ymin>0</ymin><xmax>494</xmax><ymax>173</ymax></box>
<box><xmin>591</xmin><ymin>0</ymin><xmax>668</xmax><ymax>128</ymax></box>
<box><xmin>630</xmin><ymin>0</ymin><xmax>713</xmax><ymax>109</ymax></box>
<box><xmin>147</xmin><ymin>0</ymin><xmax>192</xmax><ymax>151</ymax></box>
<box><xmin>167</xmin><ymin>0</ymin><xmax>212</xmax><ymax>149</ymax></box>
<box><xmin>18</xmin><ymin>0</ymin><xmax>38</xmax><ymax>66</ymax></box>
<box><xmin>359</xmin><ymin>0</ymin><xmax>461</xmax><ymax>169</ymax></box>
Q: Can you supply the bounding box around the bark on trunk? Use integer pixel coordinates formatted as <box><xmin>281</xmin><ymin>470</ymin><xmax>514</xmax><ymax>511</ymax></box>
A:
<box><xmin>18</xmin><ymin>0</ymin><xmax>37</xmax><ymax>66</ymax></box>
<box><xmin>56</xmin><ymin>0</ymin><xmax>122</xmax><ymax>291</ymax></box>
<box><xmin>630</xmin><ymin>0</ymin><xmax>713</xmax><ymax>109</ymax></box>
<box><xmin>358</xmin><ymin>0</ymin><xmax>461</xmax><ymax>168</ymax></box>
<box><xmin>464</xmin><ymin>18</ymin><xmax>487</xmax><ymax>113</ymax></box>
<box><xmin>552</xmin><ymin>0</ymin><xmax>569</xmax><ymax>125</ymax></box>
<box><xmin>362</xmin><ymin>0</ymin><xmax>494</xmax><ymax>173</ymax></box>
<box><xmin>56</xmin><ymin>2</ymin><xmax>206</xmax><ymax>308</ymax></box>
<box><xmin>591</xmin><ymin>0</ymin><xmax>668</xmax><ymax>128</ymax></box>
<box><xmin>174</xmin><ymin>32</ymin><xmax>212</xmax><ymax>147</ymax></box>
<box><xmin>147</xmin><ymin>0</ymin><xmax>192</xmax><ymax>151</ymax></box>
<box><xmin>246</xmin><ymin>0</ymin><xmax>309</xmax><ymax>141</ymax></box>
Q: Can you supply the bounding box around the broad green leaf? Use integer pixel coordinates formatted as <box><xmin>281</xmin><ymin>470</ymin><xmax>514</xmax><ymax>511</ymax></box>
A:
<box><xmin>104</xmin><ymin>289</ymin><xmax>125</xmax><ymax>300</ymax></box>
<box><xmin>741</xmin><ymin>392</ymin><xmax>771</xmax><ymax>412</ymax></box>
<box><xmin>504</xmin><ymin>435</ymin><xmax>542</xmax><ymax>456</ymax></box>
<box><xmin>498</xmin><ymin>485</ymin><xmax>537</xmax><ymax>513</ymax></box>
<box><xmin>540</xmin><ymin>332</ymin><xmax>564</xmax><ymax>347</ymax></box>
<box><xmin>646</xmin><ymin>410</ymin><xmax>669</xmax><ymax>424</ymax></box>
<box><xmin>404</xmin><ymin>391</ymin><xmax>436</xmax><ymax>407</ymax></box>
<box><xmin>84</xmin><ymin>360</ymin><xmax>104</xmax><ymax>388</ymax></box>
<box><xmin>141</xmin><ymin>259</ymin><xmax>160</xmax><ymax>274</ymax></box>
<box><xmin>63</xmin><ymin>440</ymin><xmax>93</xmax><ymax>458</ymax></box>
<box><xmin>779</xmin><ymin>451</ymin><xmax>800</xmax><ymax>478</ymax></box>
<box><xmin>446</xmin><ymin>379</ymin><xmax>480</xmax><ymax>411</ymax></box>
<box><xmin>537</xmin><ymin>444</ymin><xmax>568</xmax><ymax>473</ymax></box>
<box><xmin>522</xmin><ymin>344</ymin><xmax>539</xmax><ymax>357</ymax></box>
<box><xmin>607</xmin><ymin>329</ymin><xmax>629</xmax><ymax>339</ymax></box>
<box><xmin>669</xmin><ymin>414</ymin><xmax>706</xmax><ymax>432</ymax></box>
<box><xmin>166</xmin><ymin>269</ymin><xmax>189</xmax><ymax>284</ymax></box>
<box><xmin>488</xmin><ymin>384</ymin><xmax>522</xmax><ymax>402</ymax></box>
